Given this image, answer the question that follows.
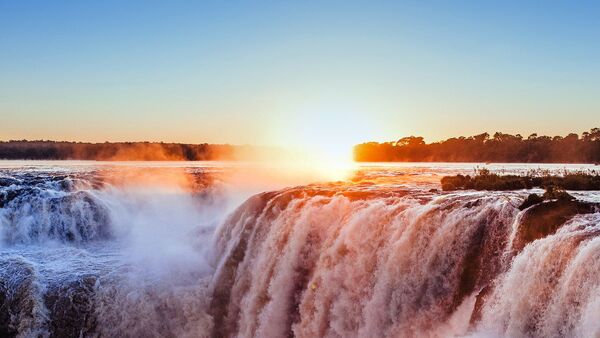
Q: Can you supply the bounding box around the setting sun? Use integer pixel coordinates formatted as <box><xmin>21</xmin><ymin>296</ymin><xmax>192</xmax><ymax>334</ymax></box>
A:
<box><xmin>268</xmin><ymin>104</ymin><xmax>378</xmax><ymax>165</ymax></box>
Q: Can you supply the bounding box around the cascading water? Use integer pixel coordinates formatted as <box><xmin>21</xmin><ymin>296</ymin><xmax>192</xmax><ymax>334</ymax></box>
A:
<box><xmin>0</xmin><ymin>166</ymin><xmax>226</xmax><ymax>338</ymax></box>
<box><xmin>0</xmin><ymin>163</ymin><xmax>599</xmax><ymax>337</ymax></box>
<box><xmin>209</xmin><ymin>188</ymin><xmax>518</xmax><ymax>338</ymax></box>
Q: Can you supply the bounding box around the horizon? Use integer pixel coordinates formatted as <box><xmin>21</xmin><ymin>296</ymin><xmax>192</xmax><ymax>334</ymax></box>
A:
<box><xmin>1</xmin><ymin>127</ymin><xmax>599</xmax><ymax>145</ymax></box>
<box><xmin>1</xmin><ymin>127</ymin><xmax>598</xmax><ymax>165</ymax></box>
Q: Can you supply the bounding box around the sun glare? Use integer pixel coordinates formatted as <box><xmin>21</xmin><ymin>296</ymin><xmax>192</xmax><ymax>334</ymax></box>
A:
<box><xmin>264</xmin><ymin>106</ymin><xmax>374</xmax><ymax>182</ymax></box>
<box><xmin>269</xmin><ymin>106</ymin><xmax>374</xmax><ymax>167</ymax></box>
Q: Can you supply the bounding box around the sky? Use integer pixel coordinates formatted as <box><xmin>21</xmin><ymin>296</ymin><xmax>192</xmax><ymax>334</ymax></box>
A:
<box><xmin>1</xmin><ymin>1</ymin><xmax>599</xmax><ymax>156</ymax></box>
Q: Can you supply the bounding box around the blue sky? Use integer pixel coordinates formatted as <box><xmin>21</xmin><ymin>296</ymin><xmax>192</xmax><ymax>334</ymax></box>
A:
<box><xmin>1</xmin><ymin>1</ymin><xmax>599</xmax><ymax>149</ymax></box>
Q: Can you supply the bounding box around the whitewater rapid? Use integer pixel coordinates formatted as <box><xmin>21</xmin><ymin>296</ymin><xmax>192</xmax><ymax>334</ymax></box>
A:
<box><xmin>0</xmin><ymin>162</ymin><xmax>599</xmax><ymax>337</ymax></box>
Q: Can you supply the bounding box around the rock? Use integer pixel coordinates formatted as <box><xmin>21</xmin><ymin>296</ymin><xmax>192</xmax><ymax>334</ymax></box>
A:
<box><xmin>518</xmin><ymin>193</ymin><xmax>544</xmax><ymax>210</ymax></box>
<box><xmin>441</xmin><ymin>175</ymin><xmax>470</xmax><ymax>191</ymax></box>
<box><xmin>0</xmin><ymin>259</ymin><xmax>40</xmax><ymax>337</ymax></box>
<box><xmin>542</xmin><ymin>186</ymin><xmax>575</xmax><ymax>201</ymax></box>
<box><xmin>470</xmin><ymin>285</ymin><xmax>492</xmax><ymax>325</ymax></box>
<box><xmin>513</xmin><ymin>200</ymin><xmax>598</xmax><ymax>252</ymax></box>
<box><xmin>0</xmin><ymin>189</ymin><xmax>21</xmax><ymax>208</ymax></box>
<box><xmin>44</xmin><ymin>276</ymin><xmax>98</xmax><ymax>337</ymax></box>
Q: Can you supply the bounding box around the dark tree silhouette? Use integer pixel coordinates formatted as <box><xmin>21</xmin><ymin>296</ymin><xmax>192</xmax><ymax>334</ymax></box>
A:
<box><xmin>0</xmin><ymin>141</ymin><xmax>253</xmax><ymax>161</ymax></box>
<box><xmin>354</xmin><ymin>128</ymin><xmax>600</xmax><ymax>163</ymax></box>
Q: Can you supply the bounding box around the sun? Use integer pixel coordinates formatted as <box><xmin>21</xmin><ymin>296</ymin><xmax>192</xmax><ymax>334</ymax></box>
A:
<box><xmin>262</xmin><ymin>106</ymin><xmax>376</xmax><ymax>181</ymax></box>
<box><xmin>270</xmin><ymin>106</ymin><xmax>375</xmax><ymax>165</ymax></box>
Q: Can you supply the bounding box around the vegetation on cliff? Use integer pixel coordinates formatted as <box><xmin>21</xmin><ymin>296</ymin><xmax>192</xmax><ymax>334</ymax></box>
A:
<box><xmin>440</xmin><ymin>168</ymin><xmax>600</xmax><ymax>192</ymax></box>
<box><xmin>441</xmin><ymin>169</ymin><xmax>600</xmax><ymax>252</ymax></box>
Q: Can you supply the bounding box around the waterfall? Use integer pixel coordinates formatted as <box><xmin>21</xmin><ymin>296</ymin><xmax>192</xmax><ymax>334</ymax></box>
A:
<box><xmin>1</xmin><ymin>166</ymin><xmax>599</xmax><ymax>337</ymax></box>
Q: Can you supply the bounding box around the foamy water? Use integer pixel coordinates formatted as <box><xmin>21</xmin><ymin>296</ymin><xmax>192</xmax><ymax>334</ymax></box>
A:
<box><xmin>0</xmin><ymin>161</ymin><xmax>598</xmax><ymax>337</ymax></box>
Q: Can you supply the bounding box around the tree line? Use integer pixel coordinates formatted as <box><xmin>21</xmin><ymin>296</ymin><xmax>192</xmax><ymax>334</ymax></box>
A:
<box><xmin>354</xmin><ymin>128</ymin><xmax>600</xmax><ymax>163</ymax></box>
<box><xmin>0</xmin><ymin>141</ymin><xmax>255</xmax><ymax>161</ymax></box>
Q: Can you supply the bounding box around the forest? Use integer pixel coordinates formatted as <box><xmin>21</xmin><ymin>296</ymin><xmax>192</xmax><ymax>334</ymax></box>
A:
<box><xmin>0</xmin><ymin>141</ymin><xmax>259</xmax><ymax>161</ymax></box>
<box><xmin>354</xmin><ymin>128</ymin><xmax>600</xmax><ymax>163</ymax></box>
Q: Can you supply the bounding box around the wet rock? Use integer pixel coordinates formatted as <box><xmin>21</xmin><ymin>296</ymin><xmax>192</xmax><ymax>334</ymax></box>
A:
<box><xmin>542</xmin><ymin>186</ymin><xmax>575</xmax><ymax>201</ymax></box>
<box><xmin>514</xmin><ymin>200</ymin><xmax>598</xmax><ymax>252</ymax></box>
<box><xmin>453</xmin><ymin>223</ymin><xmax>487</xmax><ymax>310</ymax></box>
<box><xmin>463</xmin><ymin>199</ymin><xmax>482</xmax><ymax>208</ymax></box>
<box><xmin>452</xmin><ymin>213</ymin><xmax>511</xmax><ymax>316</ymax></box>
<box><xmin>470</xmin><ymin>285</ymin><xmax>492</xmax><ymax>325</ymax></box>
<box><xmin>44</xmin><ymin>276</ymin><xmax>98</xmax><ymax>337</ymax></box>
<box><xmin>0</xmin><ymin>177</ymin><xmax>19</xmax><ymax>187</ymax></box>
<box><xmin>518</xmin><ymin>193</ymin><xmax>544</xmax><ymax>210</ymax></box>
<box><xmin>441</xmin><ymin>174</ymin><xmax>470</xmax><ymax>191</ymax></box>
<box><xmin>0</xmin><ymin>189</ymin><xmax>20</xmax><ymax>208</ymax></box>
<box><xmin>0</xmin><ymin>259</ymin><xmax>42</xmax><ymax>337</ymax></box>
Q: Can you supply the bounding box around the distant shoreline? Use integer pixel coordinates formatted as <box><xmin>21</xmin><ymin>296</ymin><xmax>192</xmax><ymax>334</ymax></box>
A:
<box><xmin>0</xmin><ymin>141</ymin><xmax>282</xmax><ymax>161</ymax></box>
<box><xmin>354</xmin><ymin>129</ymin><xmax>600</xmax><ymax>164</ymax></box>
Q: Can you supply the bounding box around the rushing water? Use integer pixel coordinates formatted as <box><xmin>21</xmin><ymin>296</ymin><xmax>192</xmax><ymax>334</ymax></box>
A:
<box><xmin>0</xmin><ymin>161</ymin><xmax>599</xmax><ymax>338</ymax></box>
